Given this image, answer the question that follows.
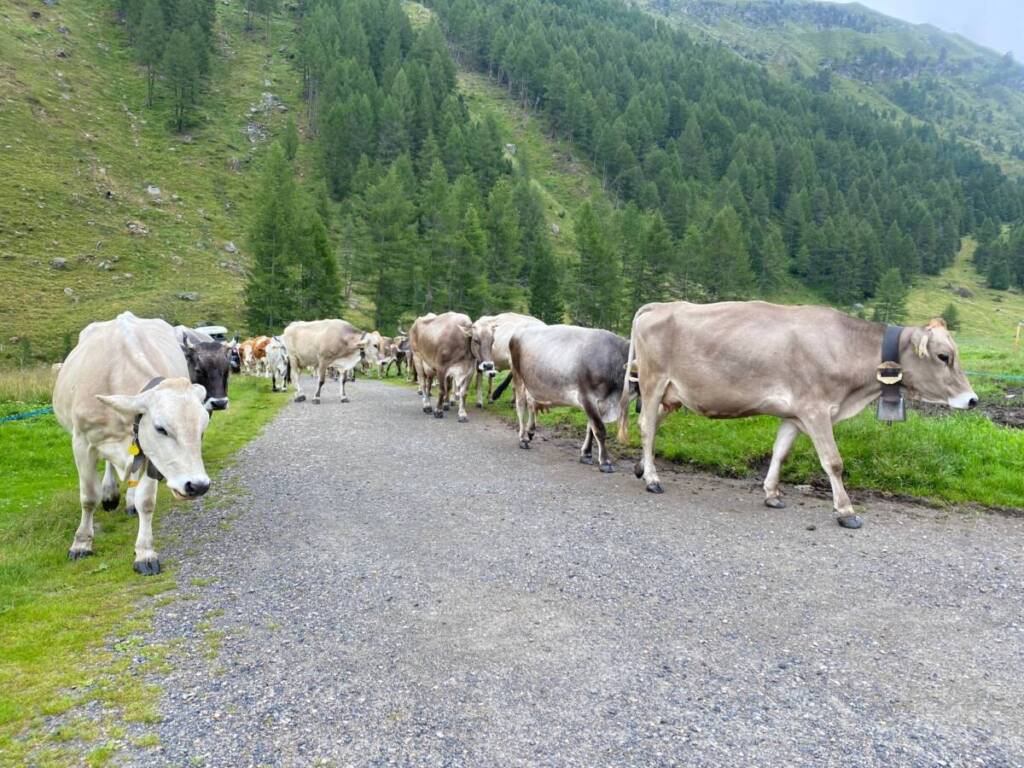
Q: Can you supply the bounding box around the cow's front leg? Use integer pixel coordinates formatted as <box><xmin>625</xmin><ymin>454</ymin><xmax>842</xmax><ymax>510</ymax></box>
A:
<box><xmin>419</xmin><ymin>368</ymin><xmax>433</xmax><ymax>413</ymax></box>
<box><xmin>635</xmin><ymin>377</ymin><xmax>669</xmax><ymax>493</ymax></box>
<box><xmin>69</xmin><ymin>434</ymin><xmax>100</xmax><ymax>560</ymax></box>
<box><xmin>456</xmin><ymin>369</ymin><xmax>472</xmax><ymax>422</ymax></box>
<box><xmin>339</xmin><ymin>367</ymin><xmax>350</xmax><ymax>403</ymax></box>
<box><xmin>802</xmin><ymin>413</ymin><xmax>860</xmax><ymax>529</ymax></box>
<box><xmin>101</xmin><ymin>460</ymin><xmax>120</xmax><ymax>511</ymax></box>
<box><xmin>475</xmin><ymin>370</ymin><xmax>484</xmax><ymax>408</ymax></box>
<box><xmin>290</xmin><ymin>356</ymin><xmax>306</xmax><ymax>402</ymax></box>
<box><xmin>513</xmin><ymin>376</ymin><xmax>530</xmax><ymax>449</ymax></box>
<box><xmin>764</xmin><ymin>419</ymin><xmax>800</xmax><ymax>509</ymax></box>
<box><xmin>125</xmin><ymin>466</ymin><xmax>142</xmax><ymax>515</ymax></box>
<box><xmin>132</xmin><ymin>474</ymin><xmax>161</xmax><ymax>574</ymax></box>
<box><xmin>313</xmin><ymin>363</ymin><xmax>327</xmax><ymax>404</ymax></box>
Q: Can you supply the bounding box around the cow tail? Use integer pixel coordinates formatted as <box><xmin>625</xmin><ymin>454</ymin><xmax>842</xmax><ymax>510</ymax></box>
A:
<box><xmin>490</xmin><ymin>372</ymin><xmax>514</xmax><ymax>402</ymax></box>
<box><xmin>617</xmin><ymin>316</ymin><xmax>638</xmax><ymax>444</ymax></box>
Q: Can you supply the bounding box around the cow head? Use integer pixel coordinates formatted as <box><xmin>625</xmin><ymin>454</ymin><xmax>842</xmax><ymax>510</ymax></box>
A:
<box><xmin>96</xmin><ymin>378</ymin><xmax>211</xmax><ymax>500</ymax></box>
<box><xmin>469</xmin><ymin>322</ymin><xmax>496</xmax><ymax>376</ymax></box>
<box><xmin>183</xmin><ymin>338</ymin><xmax>231</xmax><ymax>411</ymax></box>
<box><xmin>228</xmin><ymin>342</ymin><xmax>241</xmax><ymax>374</ymax></box>
<box><xmin>357</xmin><ymin>332</ymin><xmax>382</xmax><ymax>367</ymax></box>
<box><xmin>900</xmin><ymin>319</ymin><xmax>978</xmax><ymax>409</ymax></box>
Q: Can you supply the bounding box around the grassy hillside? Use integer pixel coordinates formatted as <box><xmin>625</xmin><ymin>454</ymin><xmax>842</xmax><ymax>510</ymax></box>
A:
<box><xmin>0</xmin><ymin>0</ymin><xmax>300</xmax><ymax>364</ymax></box>
<box><xmin>645</xmin><ymin>0</ymin><xmax>1024</xmax><ymax>176</ymax></box>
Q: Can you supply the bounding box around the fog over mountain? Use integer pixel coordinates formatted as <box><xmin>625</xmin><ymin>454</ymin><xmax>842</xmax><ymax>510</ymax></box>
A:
<box><xmin>831</xmin><ymin>0</ymin><xmax>1022</xmax><ymax>58</ymax></box>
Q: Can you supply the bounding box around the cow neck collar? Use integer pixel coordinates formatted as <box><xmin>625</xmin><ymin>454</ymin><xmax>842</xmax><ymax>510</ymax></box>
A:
<box><xmin>129</xmin><ymin>377</ymin><xmax>166</xmax><ymax>484</ymax></box>
<box><xmin>875</xmin><ymin>325</ymin><xmax>905</xmax><ymax>420</ymax></box>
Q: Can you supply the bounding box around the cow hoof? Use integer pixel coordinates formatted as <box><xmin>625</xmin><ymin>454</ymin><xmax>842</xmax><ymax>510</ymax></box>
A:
<box><xmin>646</xmin><ymin>482</ymin><xmax>664</xmax><ymax>494</ymax></box>
<box><xmin>422</xmin><ymin>405</ymin><xmax>433</xmax><ymax>414</ymax></box>
<box><xmin>519</xmin><ymin>440</ymin><xmax>531</xmax><ymax>449</ymax></box>
<box><xmin>837</xmin><ymin>514</ymin><xmax>863</xmax><ymax>530</ymax></box>
<box><xmin>475</xmin><ymin>402</ymin><xmax>483</xmax><ymax>409</ymax></box>
<box><xmin>600</xmin><ymin>462</ymin><xmax>615</xmax><ymax>474</ymax></box>
<box><xmin>340</xmin><ymin>396</ymin><xmax>350</xmax><ymax>403</ymax></box>
<box><xmin>580</xmin><ymin>455</ymin><xmax>594</xmax><ymax>465</ymax></box>
<box><xmin>68</xmin><ymin>548</ymin><xmax>93</xmax><ymax>560</ymax></box>
<box><xmin>434</xmin><ymin>410</ymin><xmax>444</xmax><ymax>419</ymax></box>
<box><xmin>443</xmin><ymin>403</ymin><xmax>450</xmax><ymax>411</ymax></box>
<box><xmin>527</xmin><ymin>431</ymin><xmax>536</xmax><ymax>441</ymax></box>
<box><xmin>293</xmin><ymin>395</ymin><xmax>306</xmax><ymax>403</ymax></box>
<box><xmin>764</xmin><ymin>497</ymin><xmax>786</xmax><ymax>509</ymax></box>
<box><xmin>458</xmin><ymin>415</ymin><xmax>468</xmax><ymax>423</ymax></box>
<box><xmin>312</xmin><ymin>397</ymin><xmax>321</xmax><ymax>404</ymax></box>
<box><xmin>102</xmin><ymin>495</ymin><xmax>120</xmax><ymax>511</ymax></box>
<box><xmin>133</xmin><ymin>558</ymin><xmax>162</xmax><ymax>576</ymax></box>
<box><xmin>633</xmin><ymin>462</ymin><xmax>644</xmax><ymax>478</ymax></box>
<box><xmin>126</xmin><ymin>505</ymin><xmax>138</xmax><ymax>516</ymax></box>
<box><xmin>416</xmin><ymin>390</ymin><xmax>423</xmax><ymax>397</ymax></box>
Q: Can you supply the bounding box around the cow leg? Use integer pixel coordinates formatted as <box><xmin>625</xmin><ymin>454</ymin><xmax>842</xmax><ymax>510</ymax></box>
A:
<box><xmin>290</xmin><ymin>356</ymin><xmax>306</xmax><ymax>402</ymax></box>
<box><xmin>456</xmin><ymin>369</ymin><xmax>472</xmax><ymax>422</ymax></box>
<box><xmin>339</xmin><ymin>367</ymin><xmax>350</xmax><ymax>403</ymax></box>
<box><xmin>434</xmin><ymin>373</ymin><xmax>447</xmax><ymax>418</ymax></box>
<box><xmin>313</xmin><ymin>363</ymin><xmax>327</xmax><ymax>404</ymax></box>
<box><xmin>583</xmin><ymin>401</ymin><xmax>614</xmax><ymax>472</ymax></box>
<box><xmin>132</xmin><ymin>474</ymin><xmax>161</xmax><ymax>574</ymax></box>
<box><xmin>125</xmin><ymin>466</ymin><xmax>141</xmax><ymax>515</ymax></box>
<box><xmin>513</xmin><ymin>375</ymin><xmax>531</xmax><ymax>449</ymax></box>
<box><xmin>802</xmin><ymin>414</ymin><xmax>860</xmax><ymax>529</ymax></box>
<box><xmin>579</xmin><ymin>426</ymin><xmax>595</xmax><ymax>464</ymax></box>
<box><xmin>69</xmin><ymin>433</ymin><xmax>100</xmax><ymax>559</ymax></box>
<box><xmin>101</xmin><ymin>460</ymin><xmax>120</xmax><ymax>511</ymax></box>
<box><xmin>475</xmin><ymin>370</ymin><xmax>484</xmax><ymax>408</ymax></box>
<box><xmin>526</xmin><ymin>395</ymin><xmax>538</xmax><ymax>441</ymax></box>
<box><xmin>636</xmin><ymin>377</ymin><xmax>670</xmax><ymax>493</ymax></box>
<box><xmin>763</xmin><ymin>419</ymin><xmax>800</xmax><ymax>509</ymax></box>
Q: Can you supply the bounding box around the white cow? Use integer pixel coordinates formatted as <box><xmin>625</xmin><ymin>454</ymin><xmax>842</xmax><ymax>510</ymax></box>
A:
<box><xmin>471</xmin><ymin>312</ymin><xmax>545</xmax><ymax>407</ymax></box>
<box><xmin>282</xmin><ymin>319</ymin><xmax>377</xmax><ymax>403</ymax></box>
<box><xmin>53</xmin><ymin>312</ymin><xmax>211</xmax><ymax>574</ymax></box>
<box><xmin>266</xmin><ymin>336</ymin><xmax>290</xmax><ymax>392</ymax></box>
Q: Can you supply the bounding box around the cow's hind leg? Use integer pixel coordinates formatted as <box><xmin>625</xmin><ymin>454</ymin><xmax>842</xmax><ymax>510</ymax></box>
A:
<box><xmin>763</xmin><ymin>419</ymin><xmax>800</xmax><ymax>509</ymax></box>
<box><xmin>69</xmin><ymin>434</ymin><xmax>100</xmax><ymax>559</ymax></box>
<box><xmin>291</xmin><ymin>356</ymin><xmax>306</xmax><ymax>402</ymax></box>
<box><xmin>582</xmin><ymin>401</ymin><xmax>613</xmax><ymax>472</ymax></box>
<box><xmin>514</xmin><ymin>376</ymin><xmax>531</xmax><ymax>449</ymax></box>
<box><xmin>313</xmin><ymin>363</ymin><xmax>327</xmax><ymax>404</ymax></box>
<box><xmin>101</xmin><ymin>461</ymin><xmax>120</xmax><ymax>511</ymax></box>
<box><xmin>802</xmin><ymin>413</ymin><xmax>860</xmax><ymax>529</ymax></box>
<box><xmin>434</xmin><ymin>373</ymin><xmax>447</xmax><ymax>418</ymax></box>
<box><xmin>579</xmin><ymin>427</ymin><xmax>595</xmax><ymax>464</ymax></box>
<box><xmin>339</xmin><ymin>366</ymin><xmax>350</xmax><ymax>403</ymax></box>
<box><xmin>636</xmin><ymin>377</ymin><xmax>670</xmax><ymax>493</ymax></box>
<box><xmin>132</xmin><ymin>474</ymin><xmax>161</xmax><ymax>574</ymax></box>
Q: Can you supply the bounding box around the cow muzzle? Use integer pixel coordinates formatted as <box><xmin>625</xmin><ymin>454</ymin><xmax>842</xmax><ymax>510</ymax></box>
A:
<box><xmin>206</xmin><ymin>397</ymin><xmax>229</xmax><ymax>412</ymax></box>
<box><xmin>170</xmin><ymin>476</ymin><xmax>211</xmax><ymax>500</ymax></box>
<box><xmin>479</xmin><ymin>361</ymin><xmax>495</xmax><ymax>374</ymax></box>
<box><xmin>948</xmin><ymin>391</ymin><xmax>979</xmax><ymax>410</ymax></box>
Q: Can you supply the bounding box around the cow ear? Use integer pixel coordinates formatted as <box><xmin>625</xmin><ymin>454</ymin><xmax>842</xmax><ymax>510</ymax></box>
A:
<box><xmin>910</xmin><ymin>326</ymin><xmax>930</xmax><ymax>358</ymax></box>
<box><xmin>355</xmin><ymin>339</ymin><xmax>368</xmax><ymax>348</ymax></box>
<box><xmin>463</xmin><ymin>327</ymin><xmax>473</xmax><ymax>338</ymax></box>
<box><xmin>96</xmin><ymin>392</ymin><xmax>149</xmax><ymax>417</ymax></box>
<box><xmin>191</xmin><ymin>383</ymin><xmax>207</xmax><ymax>404</ymax></box>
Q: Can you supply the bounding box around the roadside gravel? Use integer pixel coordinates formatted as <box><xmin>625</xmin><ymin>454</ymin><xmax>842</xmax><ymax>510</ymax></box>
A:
<box><xmin>122</xmin><ymin>377</ymin><xmax>1024</xmax><ymax>766</ymax></box>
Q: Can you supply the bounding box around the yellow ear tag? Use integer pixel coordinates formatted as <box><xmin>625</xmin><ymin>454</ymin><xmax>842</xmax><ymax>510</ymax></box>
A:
<box><xmin>127</xmin><ymin>479</ymin><xmax>139</xmax><ymax>488</ymax></box>
<box><xmin>129</xmin><ymin>443</ymin><xmax>140</xmax><ymax>456</ymax></box>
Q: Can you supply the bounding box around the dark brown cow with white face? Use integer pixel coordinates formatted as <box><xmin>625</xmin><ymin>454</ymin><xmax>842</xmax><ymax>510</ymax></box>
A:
<box><xmin>620</xmin><ymin>301</ymin><xmax>978</xmax><ymax>529</ymax></box>
<box><xmin>409</xmin><ymin>312</ymin><xmax>476</xmax><ymax>421</ymax></box>
<box><xmin>510</xmin><ymin>324</ymin><xmax>634</xmax><ymax>471</ymax></box>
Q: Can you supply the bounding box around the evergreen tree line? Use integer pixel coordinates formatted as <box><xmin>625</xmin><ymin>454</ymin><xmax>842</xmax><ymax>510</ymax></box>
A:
<box><xmin>429</xmin><ymin>0</ymin><xmax>1024</xmax><ymax>309</ymax></box>
<box><xmin>973</xmin><ymin>218</ymin><xmax>1024</xmax><ymax>291</ymax></box>
<box><xmin>117</xmin><ymin>0</ymin><xmax>221</xmax><ymax>129</ymax></box>
<box><xmin>294</xmin><ymin>0</ymin><xmax>564</xmax><ymax>332</ymax></box>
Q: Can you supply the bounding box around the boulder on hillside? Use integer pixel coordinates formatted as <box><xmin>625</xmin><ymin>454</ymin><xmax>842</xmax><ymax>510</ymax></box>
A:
<box><xmin>177</xmin><ymin>292</ymin><xmax>200</xmax><ymax>302</ymax></box>
<box><xmin>50</xmin><ymin>257</ymin><xmax>67</xmax><ymax>269</ymax></box>
<box><xmin>224</xmin><ymin>240</ymin><xmax>237</xmax><ymax>254</ymax></box>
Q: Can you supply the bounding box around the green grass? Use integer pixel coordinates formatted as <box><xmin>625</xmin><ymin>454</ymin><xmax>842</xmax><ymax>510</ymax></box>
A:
<box><xmin>0</xmin><ymin>376</ymin><xmax>288</xmax><ymax>765</ymax></box>
<box><xmin>529</xmin><ymin>403</ymin><xmax>1024</xmax><ymax>509</ymax></box>
<box><xmin>0</xmin><ymin>0</ymin><xmax>302</xmax><ymax>364</ymax></box>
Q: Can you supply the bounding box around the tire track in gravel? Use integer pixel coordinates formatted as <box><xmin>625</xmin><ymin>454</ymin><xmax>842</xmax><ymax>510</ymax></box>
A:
<box><xmin>122</xmin><ymin>377</ymin><xmax>1024</xmax><ymax>767</ymax></box>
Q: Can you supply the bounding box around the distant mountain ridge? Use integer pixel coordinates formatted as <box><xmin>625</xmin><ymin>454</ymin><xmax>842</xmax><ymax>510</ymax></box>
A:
<box><xmin>643</xmin><ymin>0</ymin><xmax>1024</xmax><ymax>174</ymax></box>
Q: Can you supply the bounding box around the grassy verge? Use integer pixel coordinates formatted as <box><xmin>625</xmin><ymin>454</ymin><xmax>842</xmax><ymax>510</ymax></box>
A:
<box><xmin>0</xmin><ymin>376</ymin><xmax>288</xmax><ymax>766</ymax></box>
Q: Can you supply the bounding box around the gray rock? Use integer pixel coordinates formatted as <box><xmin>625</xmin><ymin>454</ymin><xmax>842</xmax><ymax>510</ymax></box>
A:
<box><xmin>177</xmin><ymin>291</ymin><xmax>200</xmax><ymax>301</ymax></box>
<box><xmin>50</xmin><ymin>257</ymin><xmax>67</xmax><ymax>269</ymax></box>
<box><xmin>551</xmin><ymin>223</ymin><xmax>561</xmax><ymax>235</ymax></box>
<box><xmin>224</xmin><ymin>241</ymin><xmax>237</xmax><ymax>254</ymax></box>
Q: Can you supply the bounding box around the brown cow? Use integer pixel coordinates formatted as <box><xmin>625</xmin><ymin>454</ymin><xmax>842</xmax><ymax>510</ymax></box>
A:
<box><xmin>619</xmin><ymin>301</ymin><xmax>978</xmax><ymax>528</ymax></box>
<box><xmin>282</xmin><ymin>319</ymin><xmax>376</xmax><ymax>403</ymax></box>
<box><xmin>409</xmin><ymin>312</ymin><xmax>476</xmax><ymax>421</ymax></box>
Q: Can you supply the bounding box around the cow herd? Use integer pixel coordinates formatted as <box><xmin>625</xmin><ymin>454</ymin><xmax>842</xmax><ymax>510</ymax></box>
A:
<box><xmin>53</xmin><ymin>300</ymin><xmax>979</xmax><ymax>574</ymax></box>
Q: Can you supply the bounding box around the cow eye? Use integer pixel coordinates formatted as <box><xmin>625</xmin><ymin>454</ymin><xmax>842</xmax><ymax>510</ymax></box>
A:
<box><xmin>938</xmin><ymin>353</ymin><xmax>950</xmax><ymax>364</ymax></box>
<box><xmin>155</xmin><ymin>425</ymin><xmax>169</xmax><ymax>436</ymax></box>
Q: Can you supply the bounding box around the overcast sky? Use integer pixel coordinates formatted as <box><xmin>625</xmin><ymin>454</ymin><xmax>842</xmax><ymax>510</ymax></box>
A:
<box><xmin>835</xmin><ymin>0</ymin><xmax>1023</xmax><ymax>58</ymax></box>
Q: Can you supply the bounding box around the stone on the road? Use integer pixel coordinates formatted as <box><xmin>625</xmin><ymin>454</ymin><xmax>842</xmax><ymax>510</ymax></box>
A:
<box><xmin>127</xmin><ymin>378</ymin><xmax>1024</xmax><ymax>766</ymax></box>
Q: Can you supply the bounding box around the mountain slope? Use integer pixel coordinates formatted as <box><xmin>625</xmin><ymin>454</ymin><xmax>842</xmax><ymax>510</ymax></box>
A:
<box><xmin>643</xmin><ymin>0</ymin><xmax>1024</xmax><ymax>176</ymax></box>
<box><xmin>0</xmin><ymin>0</ymin><xmax>298</xmax><ymax>363</ymax></box>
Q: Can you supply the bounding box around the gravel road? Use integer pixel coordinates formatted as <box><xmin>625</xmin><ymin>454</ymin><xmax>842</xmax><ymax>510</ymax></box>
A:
<box><xmin>126</xmin><ymin>377</ymin><xmax>1024</xmax><ymax>767</ymax></box>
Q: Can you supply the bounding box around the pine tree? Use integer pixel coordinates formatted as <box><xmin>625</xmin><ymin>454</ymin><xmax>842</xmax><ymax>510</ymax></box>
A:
<box><xmin>245</xmin><ymin>143</ymin><xmax>298</xmax><ymax>333</ymax></box>
<box><xmin>294</xmin><ymin>200</ymin><xmax>341</xmax><ymax>319</ymax></box>
<box><xmin>451</xmin><ymin>205</ymin><xmax>489</xmax><ymax>317</ymax></box>
<box><xmin>987</xmin><ymin>241</ymin><xmax>1011</xmax><ymax>290</ymax></box>
<box><xmin>485</xmin><ymin>178</ymin><xmax>523</xmax><ymax>309</ymax></box>
<box><xmin>940</xmin><ymin>303</ymin><xmax>960</xmax><ymax>331</ymax></box>
<box><xmin>572</xmin><ymin>199</ymin><xmax>622</xmax><ymax>329</ymax></box>
<box><xmin>282</xmin><ymin>115</ymin><xmax>299</xmax><ymax>161</ymax></box>
<box><xmin>702</xmin><ymin>206</ymin><xmax>754</xmax><ymax>300</ymax></box>
<box><xmin>872</xmin><ymin>268</ymin><xmax>908</xmax><ymax>324</ymax></box>
<box><xmin>162</xmin><ymin>28</ymin><xmax>198</xmax><ymax>133</ymax></box>
<box><xmin>759</xmin><ymin>223</ymin><xmax>789</xmax><ymax>293</ymax></box>
<box><xmin>137</xmin><ymin>0</ymin><xmax>166</xmax><ymax>108</ymax></box>
<box><xmin>529</xmin><ymin>239</ymin><xmax>563</xmax><ymax>323</ymax></box>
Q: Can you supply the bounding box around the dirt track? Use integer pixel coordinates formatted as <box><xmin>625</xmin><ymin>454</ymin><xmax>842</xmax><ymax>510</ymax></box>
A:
<box><xmin>123</xmin><ymin>377</ymin><xmax>1024</xmax><ymax>766</ymax></box>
